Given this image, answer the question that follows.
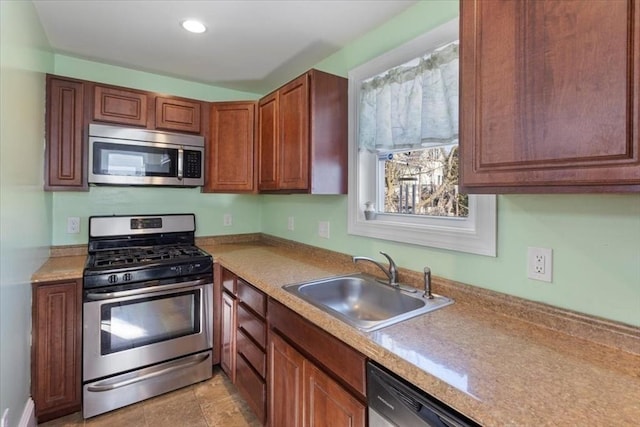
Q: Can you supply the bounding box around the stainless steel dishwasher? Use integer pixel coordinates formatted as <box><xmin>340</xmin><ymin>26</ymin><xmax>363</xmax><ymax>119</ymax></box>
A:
<box><xmin>367</xmin><ymin>361</ymin><xmax>480</xmax><ymax>427</ymax></box>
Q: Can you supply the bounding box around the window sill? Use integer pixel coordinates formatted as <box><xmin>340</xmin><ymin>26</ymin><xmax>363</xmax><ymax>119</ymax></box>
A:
<box><xmin>347</xmin><ymin>195</ymin><xmax>497</xmax><ymax>257</ymax></box>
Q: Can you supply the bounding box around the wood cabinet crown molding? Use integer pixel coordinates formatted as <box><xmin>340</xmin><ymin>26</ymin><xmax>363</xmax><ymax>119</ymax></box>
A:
<box><xmin>460</xmin><ymin>0</ymin><xmax>640</xmax><ymax>193</ymax></box>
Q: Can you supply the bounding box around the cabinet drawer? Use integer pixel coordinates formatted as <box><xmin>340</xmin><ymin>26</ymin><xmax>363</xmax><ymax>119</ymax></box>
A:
<box><xmin>238</xmin><ymin>303</ymin><xmax>266</xmax><ymax>349</ymax></box>
<box><xmin>237</xmin><ymin>328</ymin><xmax>266</xmax><ymax>378</ymax></box>
<box><xmin>237</xmin><ymin>279</ymin><xmax>266</xmax><ymax>317</ymax></box>
<box><xmin>221</xmin><ymin>268</ymin><xmax>236</xmax><ymax>294</ymax></box>
<box><xmin>236</xmin><ymin>353</ymin><xmax>266</xmax><ymax>424</ymax></box>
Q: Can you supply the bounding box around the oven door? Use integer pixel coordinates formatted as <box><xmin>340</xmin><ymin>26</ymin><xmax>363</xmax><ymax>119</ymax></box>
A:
<box><xmin>83</xmin><ymin>278</ymin><xmax>212</xmax><ymax>382</ymax></box>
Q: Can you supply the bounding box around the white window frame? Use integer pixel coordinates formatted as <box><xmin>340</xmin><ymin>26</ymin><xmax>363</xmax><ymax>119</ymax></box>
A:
<box><xmin>347</xmin><ymin>18</ymin><xmax>497</xmax><ymax>257</ymax></box>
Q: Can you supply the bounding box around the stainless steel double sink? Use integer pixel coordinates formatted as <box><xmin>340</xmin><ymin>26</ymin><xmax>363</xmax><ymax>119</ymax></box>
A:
<box><xmin>284</xmin><ymin>273</ymin><xmax>453</xmax><ymax>332</ymax></box>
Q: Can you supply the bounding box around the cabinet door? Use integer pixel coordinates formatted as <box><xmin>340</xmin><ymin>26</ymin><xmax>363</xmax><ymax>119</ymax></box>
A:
<box><xmin>278</xmin><ymin>74</ymin><xmax>310</xmax><ymax>190</ymax></box>
<box><xmin>93</xmin><ymin>85</ymin><xmax>148</xmax><ymax>127</ymax></box>
<box><xmin>45</xmin><ymin>76</ymin><xmax>86</xmax><ymax>190</ymax></box>
<box><xmin>269</xmin><ymin>332</ymin><xmax>304</xmax><ymax>427</ymax></box>
<box><xmin>460</xmin><ymin>0</ymin><xmax>640</xmax><ymax>192</ymax></box>
<box><xmin>206</xmin><ymin>102</ymin><xmax>256</xmax><ymax>192</ymax></box>
<box><xmin>304</xmin><ymin>362</ymin><xmax>366</xmax><ymax>427</ymax></box>
<box><xmin>31</xmin><ymin>280</ymin><xmax>82</xmax><ymax>422</ymax></box>
<box><xmin>221</xmin><ymin>291</ymin><xmax>237</xmax><ymax>382</ymax></box>
<box><xmin>156</xmin><ymin>96</ymin><xmax>202</xmax><ymax>133</ymax></box>
<box><xmin>258</xmin><ymin>92</ymin><xmax>279</xmax><ymax>190</ymax></box>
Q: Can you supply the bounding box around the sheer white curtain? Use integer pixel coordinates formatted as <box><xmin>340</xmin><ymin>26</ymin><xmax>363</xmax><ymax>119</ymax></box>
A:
<box><xmin>358</xmin><ymin>42</ymin><xmax>459</xmax><ymax>152</ymax></box>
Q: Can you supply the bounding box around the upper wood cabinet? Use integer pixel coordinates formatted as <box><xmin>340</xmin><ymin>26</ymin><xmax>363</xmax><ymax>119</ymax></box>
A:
<box><xmin>93</xmin><ymin>85</ymin><xmax>149</xmax><ymax>127</ymax></box>
<box><xmin>204</xmin><ymin>101</ymin><xmax>256</xmax><ymax>193</ymax></box>
<box><xmin>44</xmin><ymin>75</ymin><xmax>208</xmax><ymax>191</ymax></box>
<box><xmin>258</xmin><ymin>69</ymin><xmax>348</xmax><ymax>194</ymax></box>
<box><xmin>460</xmin><ymin>0</ymin><xmax>640</xmax><ymax>193</ymax></box>
<box><xmin>45</xmin><ymin>75</ymin><xmax>87</xmax><ymax>190</ymax></box>
<box><xmin>31</xmin><ymin>279</ymin><xmax>82</xmax><ymax>423</ymax></box>
<box><xmin>156</xmin><ymin>96</ymin><xmax>202</xmax><ymax>133</ymax></box>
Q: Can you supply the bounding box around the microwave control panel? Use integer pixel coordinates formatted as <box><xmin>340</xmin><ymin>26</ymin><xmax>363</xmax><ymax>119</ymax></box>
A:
<box><xmin>184</xmin><ymin>150</ymin><xmax>202</xmax><ymax>178</ymax></box>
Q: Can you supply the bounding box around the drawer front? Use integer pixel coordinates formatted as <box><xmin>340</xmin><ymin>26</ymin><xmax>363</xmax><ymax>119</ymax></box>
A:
<box><xmin>222</xmin><ymin>268</ymin><xmax>236</xmax><ymax>295</ymax></box>
<box><xmin>236</xmin><ymin>354</ymin><xmax>266</xmax><ymax>424</ymax></box>
<box><xmin>238</xmin><ymin>303</ymin><xmax>266</xmax><ymax>349</ymax></box>
<box><xmin>237</xmin><ymin>279</ymin><xmax>266</xmax><ymax>317</ymax></box>
<box><xmin>237</xmin><ymin>328</ymin><xmax>266</xmax><ymax>378</ymax></box>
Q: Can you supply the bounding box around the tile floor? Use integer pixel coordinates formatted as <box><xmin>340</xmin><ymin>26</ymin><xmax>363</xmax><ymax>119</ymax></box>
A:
<box><xmin>39</xmin><ymin>368</ymin><xmax>261</xmax><ymax>427</ymax></box>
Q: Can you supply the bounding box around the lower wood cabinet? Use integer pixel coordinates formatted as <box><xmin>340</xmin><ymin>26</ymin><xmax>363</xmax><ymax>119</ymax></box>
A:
<box><xmin>268</xmin><ymin>299</ymin><xmax>366</xmax><ymax>427</ymax></box>
<box><xmin>218</xmin><ymin>267</ymin><xmax>267</xmax><ymax>424</ymax></box>
<box><xmin>31</xmin><ymin>279</ymin><xmax>82</xmax><ymax>423</ymax></box>
<box><xmin>303</xmin><ymin>360</ymin><xmax>366</xmax><ymax>427</ymax></box>
<box><xmin>217</xmin><ymin>268</ymin><xmax>366</xmax><ymax>427</ymax></box>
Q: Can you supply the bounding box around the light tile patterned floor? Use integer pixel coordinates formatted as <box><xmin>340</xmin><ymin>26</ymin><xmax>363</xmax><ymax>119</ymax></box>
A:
<box><xmin>39</xmin><ymin>368</ymin><xmax>261</xmax><ymax>427</ymax></box>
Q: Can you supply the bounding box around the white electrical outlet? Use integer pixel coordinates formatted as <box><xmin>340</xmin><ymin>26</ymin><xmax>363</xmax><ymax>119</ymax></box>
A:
<box><xmin>318</xmin><ymin>221</ymin><xmax>330</xmax><ymax>239</ymax></box>
<box><xmin>287</xmin><ymin>216</ymin><xmax>295</xmax><ymax>231</ymax></box>
<box><xmin>223</xmin><ymin>213</ymin><xmax>232</xmax><ymax>226</ymax></box>
<box><xmin>67</xmin><ymin>217</ymin><xmax>80</xmax><ymax>234</ymax></box>
<box><xmin>527</xmin><ymin>247</ymin><xmax>553</xmax><ymax>282</ymax></box>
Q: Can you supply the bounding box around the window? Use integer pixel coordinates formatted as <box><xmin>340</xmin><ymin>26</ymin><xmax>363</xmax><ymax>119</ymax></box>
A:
<box><xmin>347</xmin><ymin>18</ymin><xmax>496</xmax><ymax>256</ymax></box>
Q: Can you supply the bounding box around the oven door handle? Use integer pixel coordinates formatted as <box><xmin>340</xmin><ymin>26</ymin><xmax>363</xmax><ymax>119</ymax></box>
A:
<box><xmin>86</xmin><ymin>352</ymin><xmax>210</xmax><ymax>392</ymax></box>
<box><xmin>85</xmin><ymin>279</ymin><xmax>210</xmax><ymax>301</ymax></box>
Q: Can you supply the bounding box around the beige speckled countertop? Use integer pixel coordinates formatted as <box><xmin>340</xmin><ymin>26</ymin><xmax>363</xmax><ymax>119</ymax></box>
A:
<box><xmin>32</xmin><ymin>235</ymin><xmax>640</xmax><ymax>426</ymax></box>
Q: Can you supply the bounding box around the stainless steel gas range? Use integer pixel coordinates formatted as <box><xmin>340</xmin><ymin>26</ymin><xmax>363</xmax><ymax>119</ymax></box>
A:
<box><xmin>82</xmin><ymin>214</ymin><xmax>213</xmax><ymax>419</ymax></box>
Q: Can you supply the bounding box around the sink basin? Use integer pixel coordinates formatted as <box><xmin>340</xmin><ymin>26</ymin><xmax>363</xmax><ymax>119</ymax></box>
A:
<box><xmin>284</xmin><ymin>274</ymin><xmax>453</xmax><ymax>332</ymax></box>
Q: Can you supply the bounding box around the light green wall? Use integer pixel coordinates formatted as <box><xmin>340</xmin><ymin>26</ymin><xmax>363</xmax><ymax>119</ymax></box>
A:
<box><xmin>260</xmin><ymin>0</ymin><xmax>640</xmax><ymax>327</ymax></box>
<box><xmin>54</xmin><ymin>55</ymin><xmax>261</xmax><ymax>101</ymax></box>
<box><xmin>0</xmin><ymin>1</ymin><xmax>54</xmax><ymax>425</ymax></box>
<box><xmin>261</xmin><ymin>195</ymin><xmax>640</xmax><ymax>326</ymax></box>
<box><xmin>52</xmin><ymin>188</ymin><xmax>261</xmax><ymax>245</ymax></box>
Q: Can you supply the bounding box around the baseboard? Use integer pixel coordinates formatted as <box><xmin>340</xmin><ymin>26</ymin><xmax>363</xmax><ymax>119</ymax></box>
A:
<box><xmin>18</xmin><ymin>399</ymin><xmax>35</xmax><ymax>427</ymax></box>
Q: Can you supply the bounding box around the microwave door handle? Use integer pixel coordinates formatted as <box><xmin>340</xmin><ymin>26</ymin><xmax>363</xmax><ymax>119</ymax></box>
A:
<box><xmin>177</xmin><ymin>147</ymin><xmax>184</xmax><ymax>180</ymax></box>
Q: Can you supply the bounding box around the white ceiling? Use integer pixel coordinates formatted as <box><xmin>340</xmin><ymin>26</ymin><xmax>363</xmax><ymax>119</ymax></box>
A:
<box><xmin>32</xmin><ymin>0</ymin><xmax>417</xmax><ymax>94</ymax></box>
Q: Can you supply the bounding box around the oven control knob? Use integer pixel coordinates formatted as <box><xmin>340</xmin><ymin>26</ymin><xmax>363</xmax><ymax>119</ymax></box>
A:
<box><xmin>173</xmin><ymin>266</ymin><xmax>182</xmax><ymax>275</ymax></box>
<box><xmin>108</xmin><ymin>274</ymin><xmax>118</xmax><ymax>284</ymax></box>
<box><xmin>187</xmin><ymin>264</ymin><xmax>194</xmax><ymax>273</ymax></box>
<box><xmin>123</xmin><ymin>273</ymin><xmax>132</xmax><ymax>282</ymax></box>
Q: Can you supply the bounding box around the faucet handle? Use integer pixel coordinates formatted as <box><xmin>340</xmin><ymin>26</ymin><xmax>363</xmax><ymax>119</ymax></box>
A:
<box><xmin>423</xmin><ymin>267</ymin><xmax>433</xmax><ymax>299</ymax></box>
<box><xmin>379</xmin><ymin>252</ymin><xmax>398</xmax><ymax>281</ymax></box>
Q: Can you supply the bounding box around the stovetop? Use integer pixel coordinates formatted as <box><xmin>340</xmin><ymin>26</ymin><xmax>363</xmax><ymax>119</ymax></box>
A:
<box><xmin>88</xmin><ymin>245</ymin><xmax>210</xmax><ymax>269</ymax></box>
<box><xmin>83</xmin><ymin>214</ymin><xmax>212</xmax><ymax>290</ymax></box>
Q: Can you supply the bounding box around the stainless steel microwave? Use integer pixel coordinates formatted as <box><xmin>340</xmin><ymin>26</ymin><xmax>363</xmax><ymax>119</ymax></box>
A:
<box><xmin>88</xmin><ymin>124</ymin><xmax>205</xmax><ymax>187</ymax></box>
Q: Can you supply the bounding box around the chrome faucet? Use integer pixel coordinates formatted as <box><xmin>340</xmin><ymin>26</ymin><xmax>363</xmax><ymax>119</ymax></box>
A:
<box><xmin>423</xmin><ymin>267</ymin><xmax>433</xmax><ymax>299</ymax></box>
<box><xmin>353</xmin><ymin>251</ymin><xmax>398</xmax><ymax>287</ymax></box>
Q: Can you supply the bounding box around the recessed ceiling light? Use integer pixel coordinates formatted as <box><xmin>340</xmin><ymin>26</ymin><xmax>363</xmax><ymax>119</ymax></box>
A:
<box><xmin>181</xmin><ymin>19</ymin><xmax>206</xmax><ymax>34</ymax></box>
